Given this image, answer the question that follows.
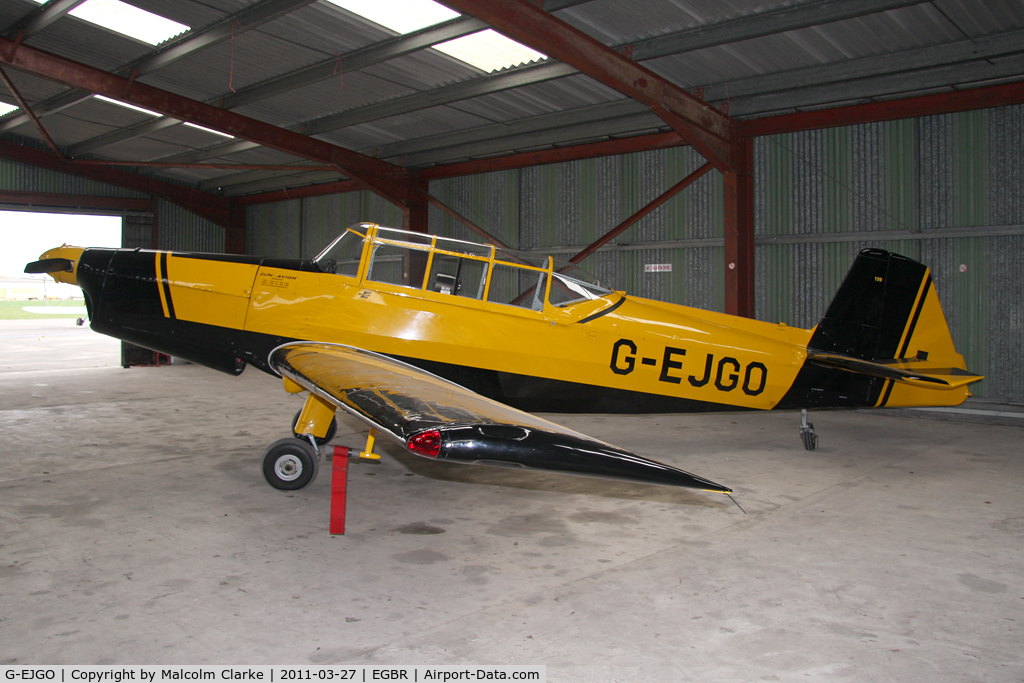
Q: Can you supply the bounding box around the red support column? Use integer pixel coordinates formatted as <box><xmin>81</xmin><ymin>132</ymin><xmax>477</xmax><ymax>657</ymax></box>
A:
<box><xmin>403</xmin><ymin>178</ymin><xmax>429</xmax><ymax>235</ymax></box>
<box><xmin>724</xmin><ymin>136</ymin><xmax>755</xmax><ymax>318</ymax></box>
<box><xmin>226</xmin><ymin>202</ymin><xmax>246</xmax><ymax>254</ymax></box>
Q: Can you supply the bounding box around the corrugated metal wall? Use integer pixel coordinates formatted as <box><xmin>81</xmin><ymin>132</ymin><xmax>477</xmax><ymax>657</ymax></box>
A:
<box><xmin>246</xmin><ymin>192</ymin><xmax>403</xmax><ymax>258</ymax></box>
<box><xmin>155</xmin><ymin>199</ymin><xmax>223</xmax><ymax>252</ymax></box>
<box><xmin>426</xmin><ymin>145</ymin><xmax>725</xmax><ymax>311</ymax></box>
<box><xmin>0</xmin><ymin>156</ymin><xmax>147</xmax><ymax>200</ymax></box>
<box><xmin>756</xmin><ymin>105</ymin><xmax>1024</xmax><ymax>402</ymax></box>
<box><xmin>0</xmin><ymin>153</ymin><xmax>224</xmax><ymax>253</ymax></box>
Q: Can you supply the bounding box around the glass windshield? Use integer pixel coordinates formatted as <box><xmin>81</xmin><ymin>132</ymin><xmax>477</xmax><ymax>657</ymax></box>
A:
<box><xmin>549</xmin><ymin>272</ymin><xmax>612</xmax><ymax>306</ymax></box>
<box><xmin>548</xmin><ymin>260</ymin><xmax>612</xmax><ymax>307</ymax></box>
<box><xmin>315</xmin><ymin>225</ymin><xmax>368</xmax><ymax>276</ymax></box>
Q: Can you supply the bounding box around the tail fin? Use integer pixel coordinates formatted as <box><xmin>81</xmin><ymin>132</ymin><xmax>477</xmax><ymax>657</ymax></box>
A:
<box><xmin>806</xmin><ymin>249</ymin><xmax>982</xmax><ymax>405</ymax></box>
<box><xmin>810</xmin><ymin>248</ymin><xmax>928</xmax><ymax>361</ymax></box>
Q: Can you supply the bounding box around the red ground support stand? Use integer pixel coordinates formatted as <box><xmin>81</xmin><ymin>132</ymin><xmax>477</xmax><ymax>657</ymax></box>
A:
<box><xmin>330</xmin><ymin>445</ymin><xmax>350</xmax><ymax>535</ymax></box>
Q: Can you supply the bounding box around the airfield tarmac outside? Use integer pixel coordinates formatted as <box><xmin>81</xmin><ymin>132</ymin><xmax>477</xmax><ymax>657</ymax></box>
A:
<box><xmin>1</xmin><ymin>318</ymin><xmax>1022</xmax><ymax>680</ymax></box>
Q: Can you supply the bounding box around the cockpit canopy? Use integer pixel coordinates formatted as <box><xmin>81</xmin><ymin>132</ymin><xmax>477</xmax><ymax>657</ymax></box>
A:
<box><xmin>315</xmin><ymin>223</ymin><xmax>614</xmax><ymax>311</ymax></box>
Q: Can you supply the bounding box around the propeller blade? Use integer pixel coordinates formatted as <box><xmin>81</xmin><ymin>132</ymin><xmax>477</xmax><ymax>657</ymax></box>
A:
<box><xmin>24</xmin><ymin>258</ymin><xmax>74</xmax><ymax>274</ymax></box>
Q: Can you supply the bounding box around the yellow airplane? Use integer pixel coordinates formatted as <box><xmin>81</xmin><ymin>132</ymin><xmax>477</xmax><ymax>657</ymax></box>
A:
<box><xmin>27</xmin><ymin>222</ymin><xmax>981</xmax><ymax>497</ymax></box>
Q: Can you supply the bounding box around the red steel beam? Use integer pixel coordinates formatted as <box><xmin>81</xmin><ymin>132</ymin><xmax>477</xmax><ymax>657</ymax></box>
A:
<box><xmin>0</xmin><ymin>138</ymin><xmax>230</xmax><ymax>226</ymax></box>
<box><xmin>420</xmin><ymin>131</ymin><xmax>688</xmax><ymax>180</ymax></box>
<box><xmin>0</xmin><ymin>64</ymin><xmax>65</xmax><ymax>161</ymax></box>
<box><xmin>0</xmin><ymin>189</ymin><xmax>153</xmax><ymax>212</ymax></box>
<box><xmin>74</xmin><ymin>160</ymin><xmax>338</xmax><ymax>172</ymax></box>
<box><xmin>226</xmin><ymin>203</ymin><xmax>246</xmax><ymax>255</ymax></box>
<box><xmin>436</xmin><ymin>0</ymin><xmax>736</xmax><ymax>172</ymax></box>
<box><xmin>0</xmin><ymin>37</ymin><xmax>414</xmax><ymax>208</ymax></box>
<box><xmin>231</xmin><ymin>179</ymin><xmax>364</xmax><ymax>206</ymax></box>
<box><xmin>570</xmin><ymin>161</ymin><xmax>714</xmax><ymax>264</ymax></box>
<box><xmin>739</xmin><ymin>80</ymin><xmax>1024</xmax><ymax>137</ymax></box>
<box><xmin>424</xmin><ymin>193</ymin><xmax>512</xmax><ymax>249</ymax></box>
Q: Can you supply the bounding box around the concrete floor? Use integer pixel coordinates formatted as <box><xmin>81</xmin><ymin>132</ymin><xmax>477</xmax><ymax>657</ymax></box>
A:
<box><xmin>1</xmin><ymin>319</ymin><xmax>1022</xmax><ymax>680</ymax></box>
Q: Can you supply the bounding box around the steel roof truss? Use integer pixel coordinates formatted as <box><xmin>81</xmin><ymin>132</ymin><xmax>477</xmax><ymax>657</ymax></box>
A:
<box><xmin>0</xmin><ymin>0</ymin><xmax>316</xmax><ymax>134</ymax></box>
<box><xmin>1</xmin><ymin>0</ymin><xmax>86</xmax><ymax>39</ymax></box>
<box><xmin>436</xmin><ymin>0</ymin><xmax>735</xmax><ymax>170</ymax></box>
<box><xmin>0</xmin><ymin>37</ymin><xmax>413</xmax><ymax>206</ymax></box>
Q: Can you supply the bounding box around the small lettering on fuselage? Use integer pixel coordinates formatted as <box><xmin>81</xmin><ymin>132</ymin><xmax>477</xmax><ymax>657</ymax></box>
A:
<box><xmin>610</xmin><ymin>338</ymin><xmax>767</xmax><ymax>396</ymax></box>
<box><xmin>259</xmin><ymin>272</ymin><xmax>297</xmax><ymax>289</ymax></box>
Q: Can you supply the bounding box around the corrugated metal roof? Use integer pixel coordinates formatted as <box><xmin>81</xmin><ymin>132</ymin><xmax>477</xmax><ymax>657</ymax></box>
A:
<box><xmin>558</xmin><ymin>0</ymin><xmax>804</xmax><ymax>45</ymax></box>
<box><xmin>0</xmin><ymin>0</ymin><xmax>1020</xmax><ymax>199</ymax></box>
<box><xmin>23</xmin><ymin>14</ymin><xmax>156</xmax><ymax>72</ymax></box>
<box><xmin>234</xmin><ymin>71</ymin><xmax>420</xmax><ymax>129</ymax></box>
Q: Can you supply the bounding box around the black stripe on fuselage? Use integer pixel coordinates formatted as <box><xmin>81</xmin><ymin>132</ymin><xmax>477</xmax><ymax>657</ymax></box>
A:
<box><xmin>774</xmin><ymin>361</ymin><xmax>885</xmax><ymax>410</ymax></box>
<box><xmin>160</xmin><ymin>251</ymin><xmax>176</xmax><ymax>319</ymax></box>
<box><xmin>395</xmin><ymin>355</ymin><xmax>750</xmax><ymax>414</ymax></box>
<box><xmin>576</xmin><ymin>296</ymin><xmax>625</xmax><ymax>324</ymax></box>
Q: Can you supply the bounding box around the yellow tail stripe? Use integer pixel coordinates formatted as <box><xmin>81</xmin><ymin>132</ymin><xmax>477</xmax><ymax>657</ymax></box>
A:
<box><xmin>893</xmin><ymin>272</ymin><xmax>929</xmax><ymax>360</ymax></box>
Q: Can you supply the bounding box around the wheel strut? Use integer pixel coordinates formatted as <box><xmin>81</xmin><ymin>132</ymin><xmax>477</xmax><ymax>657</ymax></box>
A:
<box><xmin>800</xmin><ymin>408</ymin><xmax>818</xmax><ymax>451</ymax></box>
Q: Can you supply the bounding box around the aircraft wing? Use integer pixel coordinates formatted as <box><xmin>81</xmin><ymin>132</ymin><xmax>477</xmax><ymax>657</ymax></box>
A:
<box><xmin>270</xmin><ymin>342</ymin><xmax>731</xmax><ymax>493</ymax></box>
<box><xmin>807</xmin><ymin>352</ymin><xmax>984</xmax><ymax>390</ymax></box>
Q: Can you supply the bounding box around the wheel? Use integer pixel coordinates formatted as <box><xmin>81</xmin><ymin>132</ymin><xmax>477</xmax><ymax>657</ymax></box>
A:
<box><xmin>262</xmin><ymin>438</ymin><xmax>319</xmax><ymax>490</ymax></box>
<box><xmin>801</xmin><ymin>424</ymin><xmax>818</xmax><ymax>451</ymax></box>
<box><xmin>291</xmin><ymin>409</ymin><xmax>337</xmax><ymax>445</ymax></box>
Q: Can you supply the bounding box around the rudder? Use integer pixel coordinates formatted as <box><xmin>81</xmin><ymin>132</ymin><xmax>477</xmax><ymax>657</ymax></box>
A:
<box><xmin>805</xmin><ymin>248</ymin><xmax>979</xmax><ymax>408</ymax></box>
<box><xmin>809</xmin><ymin>248</ymin><xmax>931</xmax><ymax>361</ymax></box>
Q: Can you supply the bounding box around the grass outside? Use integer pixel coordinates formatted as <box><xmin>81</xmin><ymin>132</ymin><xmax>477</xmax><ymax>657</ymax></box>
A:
<box><xmin>0</xmin><ymin>300</ymin><xmax>88</xmax><ymax>320</ymax></box>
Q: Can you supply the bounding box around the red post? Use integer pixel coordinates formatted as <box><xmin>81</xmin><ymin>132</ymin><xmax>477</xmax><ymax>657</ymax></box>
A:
<box><xmin>724</xmin><ymin>135</ymin><xmax>755</xmax><ymax>318</ymax></box>
<box><xmin>330</xmin><ymin>446</ymin><xmax>350</xmax><ymax>535</ymax></box>
<box><xmin>403</xmin><ymin>178</ymin><xmax>429</xmax><ymax>234</ymax></box>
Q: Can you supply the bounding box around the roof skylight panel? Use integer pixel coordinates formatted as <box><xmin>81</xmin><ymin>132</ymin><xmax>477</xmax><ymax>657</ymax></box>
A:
<box><xmin>30</xmin><ymin>0</ymin><xmax>190</xmax><ymax>46</ymax></box>
<box><xmin>328</xmin><ymin>0</ymin><xmax>459</xmax><ymax>34</ymax></box>
<box><xmin>435</xmin><ymin>29</ymin><xmax>546</xmax><ymax>72</ymax></box>
<box><xmin>183</xmin><ymin>122</ymin><xmax>235</xmax><ymax>138</ymax></box>
<box><xmin>91</xmin><ymin>96</ymin><xmax>234</xmax><ymax>138</ymax></box>
<box><xmin>328</xmin><ymin>0</ymin><xmax>546</xmax><ymax>72</ymax></box>
<box><xmin>0</xmin><ymin>102</ymin><xmax>18</xmax><ymax>117</ymax></box>
<box><xmin>93</xmin><ymin>94</ymin><xmax>162</xmax><ymax>117</ymax></box>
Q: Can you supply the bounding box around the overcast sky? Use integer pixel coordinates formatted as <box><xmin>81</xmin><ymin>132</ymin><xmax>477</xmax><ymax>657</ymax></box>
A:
<box><xmin>0</xmin><ymin>210</ymin><xmax>122</xmax><ymax>279</ymax></box>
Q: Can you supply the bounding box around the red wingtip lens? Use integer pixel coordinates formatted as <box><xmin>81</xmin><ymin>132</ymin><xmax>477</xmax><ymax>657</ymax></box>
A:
<box><xmin>408</xmin><ymin>430</ymin><xmax>441</xmax><ymax>458</ymax></box>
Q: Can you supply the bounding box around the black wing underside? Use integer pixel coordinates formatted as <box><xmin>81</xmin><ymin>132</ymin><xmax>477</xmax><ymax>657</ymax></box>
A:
<box><xmin>270</xmin><ymin>342</ymin><xmax>731</xmax><ymax>494</ymax></box>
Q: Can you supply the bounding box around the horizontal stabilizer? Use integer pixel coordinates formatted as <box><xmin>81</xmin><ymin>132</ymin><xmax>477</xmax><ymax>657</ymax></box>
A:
<box><xmin>808</xmin><ymin>352</ymin><xmax>983</xmax><ymax>391</ymax></box>
<box><xmin>270</xmin><ymin>342</ymin><xmax>731</xmax><ymax>493</ymax></box>
<box><xmin>25</xmin><ymin>258</ymin><xmax>74</xmax><ymax>274</ymax></box>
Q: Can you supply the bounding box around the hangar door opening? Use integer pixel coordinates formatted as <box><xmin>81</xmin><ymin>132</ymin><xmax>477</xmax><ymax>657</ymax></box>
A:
<box><xmin>1</xmin><ymin>206</ymin><xmax>149</xmax><ymax>372</ymax></box>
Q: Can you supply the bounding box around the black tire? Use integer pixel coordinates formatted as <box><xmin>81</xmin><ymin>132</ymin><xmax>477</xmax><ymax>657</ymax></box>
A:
<box><xmin>263</xmin><ymin>438</ymin><xmax>319</xmax><ymax>490</ymax></box>
<box><xmin>290</xmin><ymin>409</ymin><xmax>338</xmax><ymax>445</ymax></box>
<box><xmin>801</xmin><ymin>426</ymin><xmax>818</xmax><ymax>451</ymax></box>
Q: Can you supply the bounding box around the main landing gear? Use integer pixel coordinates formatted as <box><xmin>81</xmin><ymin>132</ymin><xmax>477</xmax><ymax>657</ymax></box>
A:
<box><xmin>262</xmin><ymin>391</ymin><xmax>339</xmax><ymax>491</ymax></box>
<box><xmin>800</xmin><ymin>408</ymin><xmax>818</xmax><ymax>451</ymax></box>
<box><xmin>263</xmin><ymin>437</ymin><xmax>320</xmax><ymax>490</ymax></box>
